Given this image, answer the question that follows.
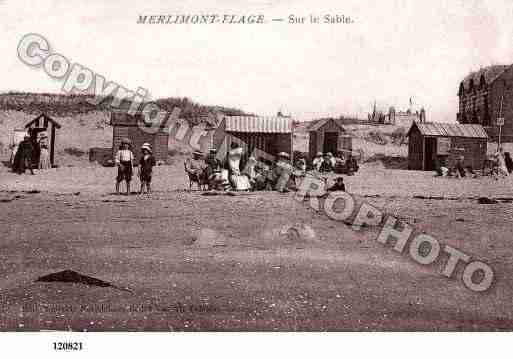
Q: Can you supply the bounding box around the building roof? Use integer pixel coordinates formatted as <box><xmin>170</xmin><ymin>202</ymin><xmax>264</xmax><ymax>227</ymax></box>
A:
<box><xmin>224</xmin><ymin>116</ymin><xmax>292</xmax><ymax>133</ymax></box>
<box><xmin>24</xmin><ymin>113</ymin><xmax>62</xmax><ymax>129</ymax></box>
<box><xmin>408</xmin><ymin>122</ymin><xmax>488</xmax><ymax>139</ymax></box>
<box><xmin>461</xmin><ymin>64</ymin><xmax>510</xmax><ymax>91</ymax></box>
<box><xmin>307</xmin><ymin>118</ymin><xmax>346</xmax><ymax>132</ymax></box>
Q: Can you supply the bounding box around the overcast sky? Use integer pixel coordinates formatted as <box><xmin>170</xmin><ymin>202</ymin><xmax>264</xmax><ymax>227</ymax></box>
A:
<box><xmin>1</xmin><ymin>0</ymin><xmax>513</xmax><ymax>121</ymax></box>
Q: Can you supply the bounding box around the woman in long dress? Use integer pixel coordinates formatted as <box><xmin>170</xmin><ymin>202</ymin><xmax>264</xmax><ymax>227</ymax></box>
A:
<box><xmin>227</xmin><ymin>144</ymin><xmax>251</xmax><ymax>191</ymax></box>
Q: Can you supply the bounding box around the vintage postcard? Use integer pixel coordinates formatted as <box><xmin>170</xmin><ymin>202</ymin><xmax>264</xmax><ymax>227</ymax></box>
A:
<box><xmin>0</xmin><ymin>0</ymin><xmax>512</xmax><ymax>355</ymax></box>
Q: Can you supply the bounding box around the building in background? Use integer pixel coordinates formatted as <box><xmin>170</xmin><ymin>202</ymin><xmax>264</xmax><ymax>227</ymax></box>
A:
<box><xmin>368</xmin><ymin>100</ymin><xmax>426</xmax><ymax>127</ymax></box>
<box><xmin>457</xmin><ymin>64</ymin><xmax>513</xmax><ymax>142</ymax></box>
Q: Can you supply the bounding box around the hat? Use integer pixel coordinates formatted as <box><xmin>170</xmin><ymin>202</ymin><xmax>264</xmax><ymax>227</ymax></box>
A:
<box><xmin>208</xmin><ymin>148</ymin><xmax>217</xmax><ymax>154</ymax></box>
<box><xmin>278</xmin><ymin>152</ymin><xmax>290</xmax><ymax>159</ymax></box>
<box><xmin>141</xmin><ymin>143</ymin><xmax>152</xmax><ymax>152</ymax></box>
<box><xmin>298</xmin><ymin>158</ymin><xmax>306</xmax><ymax>164</ymax></box>
<box><xmin>327</xmin><ymin>152</ymin><xmax>333</xmax><ymax>157</ymax></box>
<box><xmin>193</xmin><ymin>150</ymin><xmax>204</xmax><ymax>157</ymax></box>
<box><xmin>316</xmin><ymin>152</ymin><xmax>322</xmax><ymax>157</ymax></box>
<box><xmin>121</xmin><ymin>138</ymin><xmax>131</xmax><ymax>145</ymax></box>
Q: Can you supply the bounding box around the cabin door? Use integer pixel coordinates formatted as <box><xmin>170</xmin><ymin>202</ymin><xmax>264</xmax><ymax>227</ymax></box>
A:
<box><xmin>424</xmin><ymin>137</ymin><xmax>437</xmax><ymax>171</ymax></box>
<box><xmin>323</xmin><ymin>132</ymin><xmax>338</xmax><ymax>154</ymax></box>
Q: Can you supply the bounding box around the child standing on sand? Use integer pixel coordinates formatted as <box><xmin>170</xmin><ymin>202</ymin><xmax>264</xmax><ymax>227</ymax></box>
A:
<box><xmin>115</xmin><ymin>138</ymin><xmax>134</xmax><ymax>195</ymax></box>
<box><xmin>138</xmin><ymin>143</ymin><xmax>156</xmax><ymax>194</ymax></box>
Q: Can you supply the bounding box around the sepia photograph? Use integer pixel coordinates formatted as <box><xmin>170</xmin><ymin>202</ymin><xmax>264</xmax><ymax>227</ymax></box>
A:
<box><xmin>1</xmin><ymin>0</ymin><xmax>512</xmax><ymax>356</ymax></box>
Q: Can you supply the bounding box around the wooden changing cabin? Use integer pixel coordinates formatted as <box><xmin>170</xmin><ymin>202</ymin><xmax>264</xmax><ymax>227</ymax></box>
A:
<box><xmin>407</xmin><ymin>121</ymin><xmax>488</xmax><ymax>171</ymax></box>
<box><xmin>213</xmin><ymin>115</ymin><xmax>294</xmax><ymax>162</ymax></box>
<box><xmin>24</xmin><ymin>113</ymin><xmax>61</xmax><ymax>166</ymax></box>
<box><xmin>110</xmin><ymin>110</ymin><xmax>170</xmax><ymax>163</ymax></box>
<box><xmin>308</xmin><ymin>118</ymin><xmax>352</xmax><ymax>159</ymax></box>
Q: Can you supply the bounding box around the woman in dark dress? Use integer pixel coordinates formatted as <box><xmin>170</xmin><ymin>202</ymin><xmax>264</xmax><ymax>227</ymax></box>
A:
<box><xmin>12</xmin><ymin>135</ymin><xmax>35</xmax><ymax>175</ymax></box>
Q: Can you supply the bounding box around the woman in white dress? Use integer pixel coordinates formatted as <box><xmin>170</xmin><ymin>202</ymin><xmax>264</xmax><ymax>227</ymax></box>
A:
<box><xmin>227</xmin><ymin>144</ymin><xmax>251</xmax><ymax>191</ymax></box>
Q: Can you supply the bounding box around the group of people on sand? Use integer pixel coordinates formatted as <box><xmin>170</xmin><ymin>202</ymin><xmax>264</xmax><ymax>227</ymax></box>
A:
<box><xmin>310</xmin><ymin>151</ymin><xmax>359</xmax><ymax>174</ymax></box>
<box><xmin>434</xmin><ymin>148</ymin><xmax>513</xmax><ymax>179</ymax></box>
<box><xmin>185</xmin><ymin>143</ymin><xmax>349</xmax><ymax>193</ymax></box>
<box><xmin>492</xmin><ymin>148</ymin><xmax>513</xmax><ymax>178</ymax></box>
<box><xmin>114</xmin><ymin>138</ymin><xmax>156</xmax><ymax>195</ymax></box>
<box><xmin>11</xmin><ymin>130</ymin><xmax>51</xmax><ymax>175</ymax></box>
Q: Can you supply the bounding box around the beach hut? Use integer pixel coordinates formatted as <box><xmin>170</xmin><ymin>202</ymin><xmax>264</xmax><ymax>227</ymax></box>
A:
<box><xmin>24</xmin><ymin>113</ymin><xmax>61</xmax><ymax>166</ymax></box>
<box><xmin>213</xmin><ymin>115</ymin><xmax>293</xmax><ymax>162</ymax></box>
<box><xmin>308</xmin><ymin>118</ymin><xmax>352</xmax><ymax>159</ymax></box>
<box><xmin>110</xmin><ymin>110</ymin><xmax>169</xmax><ymax>163</ymax></box>
<box><xmin>407</xmin><ymin>122</ymin><xmax>488</xmax><ymax>171</ymax></box>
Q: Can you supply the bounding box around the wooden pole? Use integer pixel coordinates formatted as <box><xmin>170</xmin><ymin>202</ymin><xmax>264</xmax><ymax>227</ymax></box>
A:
<box><xmin>497</xmin><ymin>93</ymin><xmax>504</xmax><ymax>152</ymax></box>
<box><xmin>50</xmin><ymin>124</ymin><xmax>56</xmax><ymax>167</ymax></box>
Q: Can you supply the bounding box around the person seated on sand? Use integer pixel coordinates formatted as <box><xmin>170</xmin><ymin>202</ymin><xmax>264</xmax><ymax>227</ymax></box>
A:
<box><xmin>206</xmin><ymin>149</ymin><xmax>230</xmax><ymax>191</ymax></box>
<box><xmin>115</xmin><ymin>138</ymin><xmax>135</xmax><ymax>195</ymax></box>
<box><xmin>227</xmin><ymin>143</ymin><xmax>251</xmax><ymax>191</ymax></box>
<box><xmin>273</xmin><ymin>152</ymin><xmax>294</xmax><ymax>192</ymax></box>
<box><xmin>454</xmin><ymin>155</ymin><xmax>466</xmax><ymax>178</ymax></box>
<box><xmin>433</xmin><ymin>156</ymin><xmax>446</xmax><ymax>177</ymax></box>
<box><xmin>346</xmin><ymin>154</ymin><xmax>358</xmax><ymax>175</ymax></box>
<box><xmin>295</xmin><ymin>158</ymin><xmax>307</xmax><ymax>174</ymax></box>
<box><xmin>327</xmin><ymin>152</ymin><xmax>337</xmax><ymax>168</ymax></box>
<box><xmin>242</xmin><ymin>156</ymin><xmax>267</xmax><ymax>191</ymax></box>
<box><xmin>312</xmin><ymin>152</ymin><xmax>324</xmax><ymax>171</ymax></box>
<box><xmin>138</xmin><ymin>143</ymin><xmax>156</xmax><ymax>194</ymax></box>
<box><xmin>185</xmin><ymin>150</ymin><xmax>206</xmax><ymax>178</ymax></box>
<box><xmin>319</xmin><ymin>153</ymin><xmax>334</xmax><ymax>173</ymax></box>
<box><xmin>495</xmin><ymin>148</ymin><xmax>509</xmax><ymax>178</ymax></box>
<box><xmin>292</xmin><ymin>158</ymin><xmax>307</xmax><ymax>188</ymax></box>
<box><xmin>327</xmin><ymin>177</ymin><xmax>346</xmax><ymax>192</ymax></box>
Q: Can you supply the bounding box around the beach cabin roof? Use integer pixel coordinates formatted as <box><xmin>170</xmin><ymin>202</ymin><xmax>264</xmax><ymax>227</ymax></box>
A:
<box><xmin>24</xmin><ymin>113</ymin><xmax>61</xmax><ymax>129</ymax></box>
<box><xmin>407</xmin><ymin>122</ymin><xmax>488</xmax><ymax>139</ymax></box>
<box><xmin>307</xmin><ymin>118</ymin><xmax>346</xmax><ymax>132</ymax></box>
<box><xmin>224</xmin><ymin>116</ymin><xmax>292</xmax><ymax>133</ymax></box>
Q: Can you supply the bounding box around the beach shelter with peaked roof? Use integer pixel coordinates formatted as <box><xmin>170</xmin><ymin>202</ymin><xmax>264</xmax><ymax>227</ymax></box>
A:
<box><xmin>407</xmin><ymin>121</ymin><xmax>488</xmax><ymax>171</ymax></box>
<box><xmin>24</xmin><ymin>113</ymin><xmax>61</xmax><ymax>166</ymax></box>
<box><xmin>308</xmin><ymin>118</ymin><xmax>352</xmax><ymax>160</ymax></box>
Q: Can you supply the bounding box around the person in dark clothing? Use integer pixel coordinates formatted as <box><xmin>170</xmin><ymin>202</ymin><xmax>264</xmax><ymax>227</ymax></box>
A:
<box><xmin>138</xmin><ymin>143</ymin><xmax>156</xmax><ymax>194</ymax></box>
<box><xmin>454</xmin><ymin>156</ymin><xmax>466</xmax><ymax>178</ymax></box>
<box><xmin>319</xmin><ymin>154</ymin><xmax>333</xmax><ymax>173</ymax></box>
<box><xmin>433</xmin><ymin>156</ymin><xmax>443</xmax><ymax>176</ymax></box>
<box><xmin>346</xmin><ymin>155</ymin><xmax>359</xmax><ymax>175</ymax></box>
<box><xmin>12</xmin><ymin>135</ymin><xmax>35</xmax><ymax>175</ymax></box>
<box><xmin>327</xmin><ymin>177</ymin><xmax>346</xmax><ymax>192</ymax></box>
<box><xmin>505</xmin><ymin>152</ymin><xmax>513</xmax><ymax>174</ymax></box>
